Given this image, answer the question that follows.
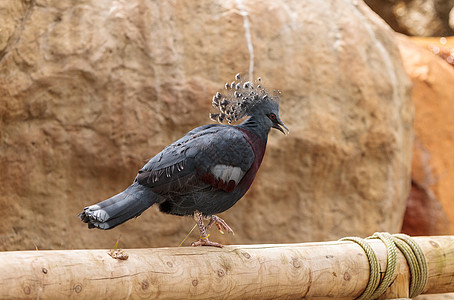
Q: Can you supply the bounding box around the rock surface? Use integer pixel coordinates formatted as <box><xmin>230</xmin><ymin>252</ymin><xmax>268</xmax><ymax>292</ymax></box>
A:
<box><xmin>0</xmin><ymin>0</ymin><xmax>412</xmax><ymax>250</ymax></box>
<box><xmin>365</xmin><ymin>0</ymin><xmax>454</xmax><ymax>36</ymax></box>
<box><xmin>398</xmin><ymin>35</ymin><xmax>454</xmax><ymax>235</ymax></box>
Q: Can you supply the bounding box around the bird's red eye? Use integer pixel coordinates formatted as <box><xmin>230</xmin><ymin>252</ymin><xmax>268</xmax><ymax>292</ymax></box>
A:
<box><xmin>269</xmin><ymin>114</ymin><xmax>276</xmax><ymax>120</ymax></box>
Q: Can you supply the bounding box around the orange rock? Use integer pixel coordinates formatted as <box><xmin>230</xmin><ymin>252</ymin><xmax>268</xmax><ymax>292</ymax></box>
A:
<box><xmin>398</xmin><ymin>35</ymin><xmax>454</xmax><ymax>235</ymax></box>
<box><xmin>411</xmin><ymin>36</ymin><xmax>454</xmax><ymax>67</ymax></box>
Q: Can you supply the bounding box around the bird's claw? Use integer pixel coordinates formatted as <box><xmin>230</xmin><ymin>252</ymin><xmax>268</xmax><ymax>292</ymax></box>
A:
<box><xmin>207</xmin><ymin>215</ymin><xmax>234</xmax><ymax>235</ymax></box>
<box><xmin>190</xmin><ymin>212</ymin><xmax>233</xmax><ymax>247</ymax></box>
<box><xmin>191</xmin><ymin>237</ymin><xmax>224</xmax><ymax>248</ymax></box>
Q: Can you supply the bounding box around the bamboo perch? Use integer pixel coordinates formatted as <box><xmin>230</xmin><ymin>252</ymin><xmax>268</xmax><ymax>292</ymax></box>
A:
<box><xmin>0</xmin><ymin>236</ymin><xmax>453</xmax><ymax>299</ymax></box>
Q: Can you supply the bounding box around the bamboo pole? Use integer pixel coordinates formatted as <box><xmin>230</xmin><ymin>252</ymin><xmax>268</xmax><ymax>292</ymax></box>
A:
<box><xmin>0</xmin><ymin>236</ymin><xmax>452</xmax><ymax>299</ymax></box>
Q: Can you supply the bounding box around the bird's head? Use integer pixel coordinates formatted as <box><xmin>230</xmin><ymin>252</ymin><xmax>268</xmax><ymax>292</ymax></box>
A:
<box><xmin>250</xmin><ymin>97</ymin><xmax>289</xmax><ymax>135</ymax></box>
<box><xmin>210</xmin><ymin>73</ymin><xmax>289</xmax><ymax>135</ymax></box>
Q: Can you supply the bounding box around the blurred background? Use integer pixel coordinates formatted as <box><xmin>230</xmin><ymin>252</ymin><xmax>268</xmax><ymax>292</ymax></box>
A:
<box><xmin>0</xmin><ymin>0</ymin><xmax>453</xmax><ymax>252</ymax></box>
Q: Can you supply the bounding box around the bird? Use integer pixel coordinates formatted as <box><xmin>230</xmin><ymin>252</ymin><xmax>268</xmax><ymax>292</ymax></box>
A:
<box><xmin>78</xmin><ymin>73</ymin><xmax>288</xmax><ymax>247</ymax></box>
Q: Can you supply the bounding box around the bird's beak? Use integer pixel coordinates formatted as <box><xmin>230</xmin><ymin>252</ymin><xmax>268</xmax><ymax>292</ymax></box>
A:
<box><xmin>273</xmin><ymin>119</ymin><xmax>289</xmax><ymax>135</ymax></box>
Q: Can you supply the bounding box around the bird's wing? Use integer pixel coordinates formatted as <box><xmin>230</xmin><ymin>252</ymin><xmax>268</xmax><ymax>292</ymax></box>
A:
<box><xmin>136</xmin><ymin>124</ymin><xmax>255</xmax><ymax>195</ymax></box>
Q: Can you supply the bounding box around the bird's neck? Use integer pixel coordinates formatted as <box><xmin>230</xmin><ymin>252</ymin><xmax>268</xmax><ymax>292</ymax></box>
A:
<box><xmin>237</xmin><ymin>116</ymin><xmax>270</xmax><ymax>142</ymax></box>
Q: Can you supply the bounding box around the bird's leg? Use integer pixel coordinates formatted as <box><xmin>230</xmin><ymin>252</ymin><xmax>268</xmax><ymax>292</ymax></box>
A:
<box><xmin>206</xmin><ymin>215</ymin><xmax>234</xmax><ymax>235</ymax></box>
<box><xmin>191</xmin><ymin>210</ymin><xmax>224</xmax><ymax>248</ymax></box>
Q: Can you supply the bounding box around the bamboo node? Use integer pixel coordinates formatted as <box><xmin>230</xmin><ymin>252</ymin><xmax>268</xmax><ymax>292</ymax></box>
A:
<box><xmin>74</xmin><ymin>284</ymin><xmax>82</xmax><ymax>294</ymax></box>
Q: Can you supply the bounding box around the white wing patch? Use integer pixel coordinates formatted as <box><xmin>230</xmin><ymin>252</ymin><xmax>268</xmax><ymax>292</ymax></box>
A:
<box><xmin>211</xmin><ymin>164</ymin><xmax>245</xmax><ymax>184</ymax></box>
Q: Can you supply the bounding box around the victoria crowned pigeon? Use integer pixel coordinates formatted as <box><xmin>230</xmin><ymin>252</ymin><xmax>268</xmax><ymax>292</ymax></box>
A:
<box><xmin>79</xmin><ymin>73</ymin><xmax>288</xmax><ymax>247</ymax></box>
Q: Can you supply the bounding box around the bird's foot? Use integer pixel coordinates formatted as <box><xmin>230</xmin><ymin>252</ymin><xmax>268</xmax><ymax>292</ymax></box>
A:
<box><xmin>206</xmin><ymin>215</ymin><xmax>234</xmax><ymax>235</ymax></box>
<box><xmin>191</xmin><ymin>211</ymin><xmax>231</xmax><ymax>247</ymax></box>
<box><xmin>191</xmin><ymin>235</ymin><xmax>224</xmax><ymax>248</ymax></box>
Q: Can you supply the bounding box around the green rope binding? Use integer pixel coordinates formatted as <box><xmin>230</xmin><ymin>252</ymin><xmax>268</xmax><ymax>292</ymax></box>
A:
<box><xmin>393</xmin><ymin>234</ymin><xmax>428</xmax><ymax>297</ymax></box>
<box><xmin>366</xmin><ymin>233</ymin><xmax>398</xmax><ymax>299</ymax></box>
<box><xmin>340</xmin><ymin>232</ymin><xmax>428</xmax><ymax>299</ymax></box>
<box><xmin>340</xmin><ymin>236</ymin><xmax>380</xmax><ymax>300</ymax></box>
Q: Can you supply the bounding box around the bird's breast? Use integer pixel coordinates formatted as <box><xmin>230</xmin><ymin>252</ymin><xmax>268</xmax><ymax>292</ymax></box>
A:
<box><xmin>236</xmin><ymin>128</ymin><xmax>267</xmax><ymax>190</ymax></box>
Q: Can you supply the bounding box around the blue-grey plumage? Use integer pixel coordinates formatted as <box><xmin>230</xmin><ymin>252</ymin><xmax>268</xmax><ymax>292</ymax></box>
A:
<box><xmin>79</xmin><ymin>74</ymin><xmax>288</xmax><ymax>247</ymax></box>
<box><xmin>137</xmin><ymin>124</ymin><xmax>255</xmax><ymax>214</ymax></box>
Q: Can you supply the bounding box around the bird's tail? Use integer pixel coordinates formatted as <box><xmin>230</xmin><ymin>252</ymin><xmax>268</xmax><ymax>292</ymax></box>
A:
<box><xmin>78</xmin><ymin>182</ymin><xmax>157</xmax><ymax>230</ymax></box>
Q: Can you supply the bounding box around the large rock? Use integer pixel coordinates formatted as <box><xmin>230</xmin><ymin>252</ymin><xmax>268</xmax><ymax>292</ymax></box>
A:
<box><xmin>398</xmin><ymin>35</ymin><xmax>454</xmax><ymax>235</ymax></box>
<box><xmin>0</xmin><ymin>0</ymin><xmax>412</xmax><ymax>250</ymax></box>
